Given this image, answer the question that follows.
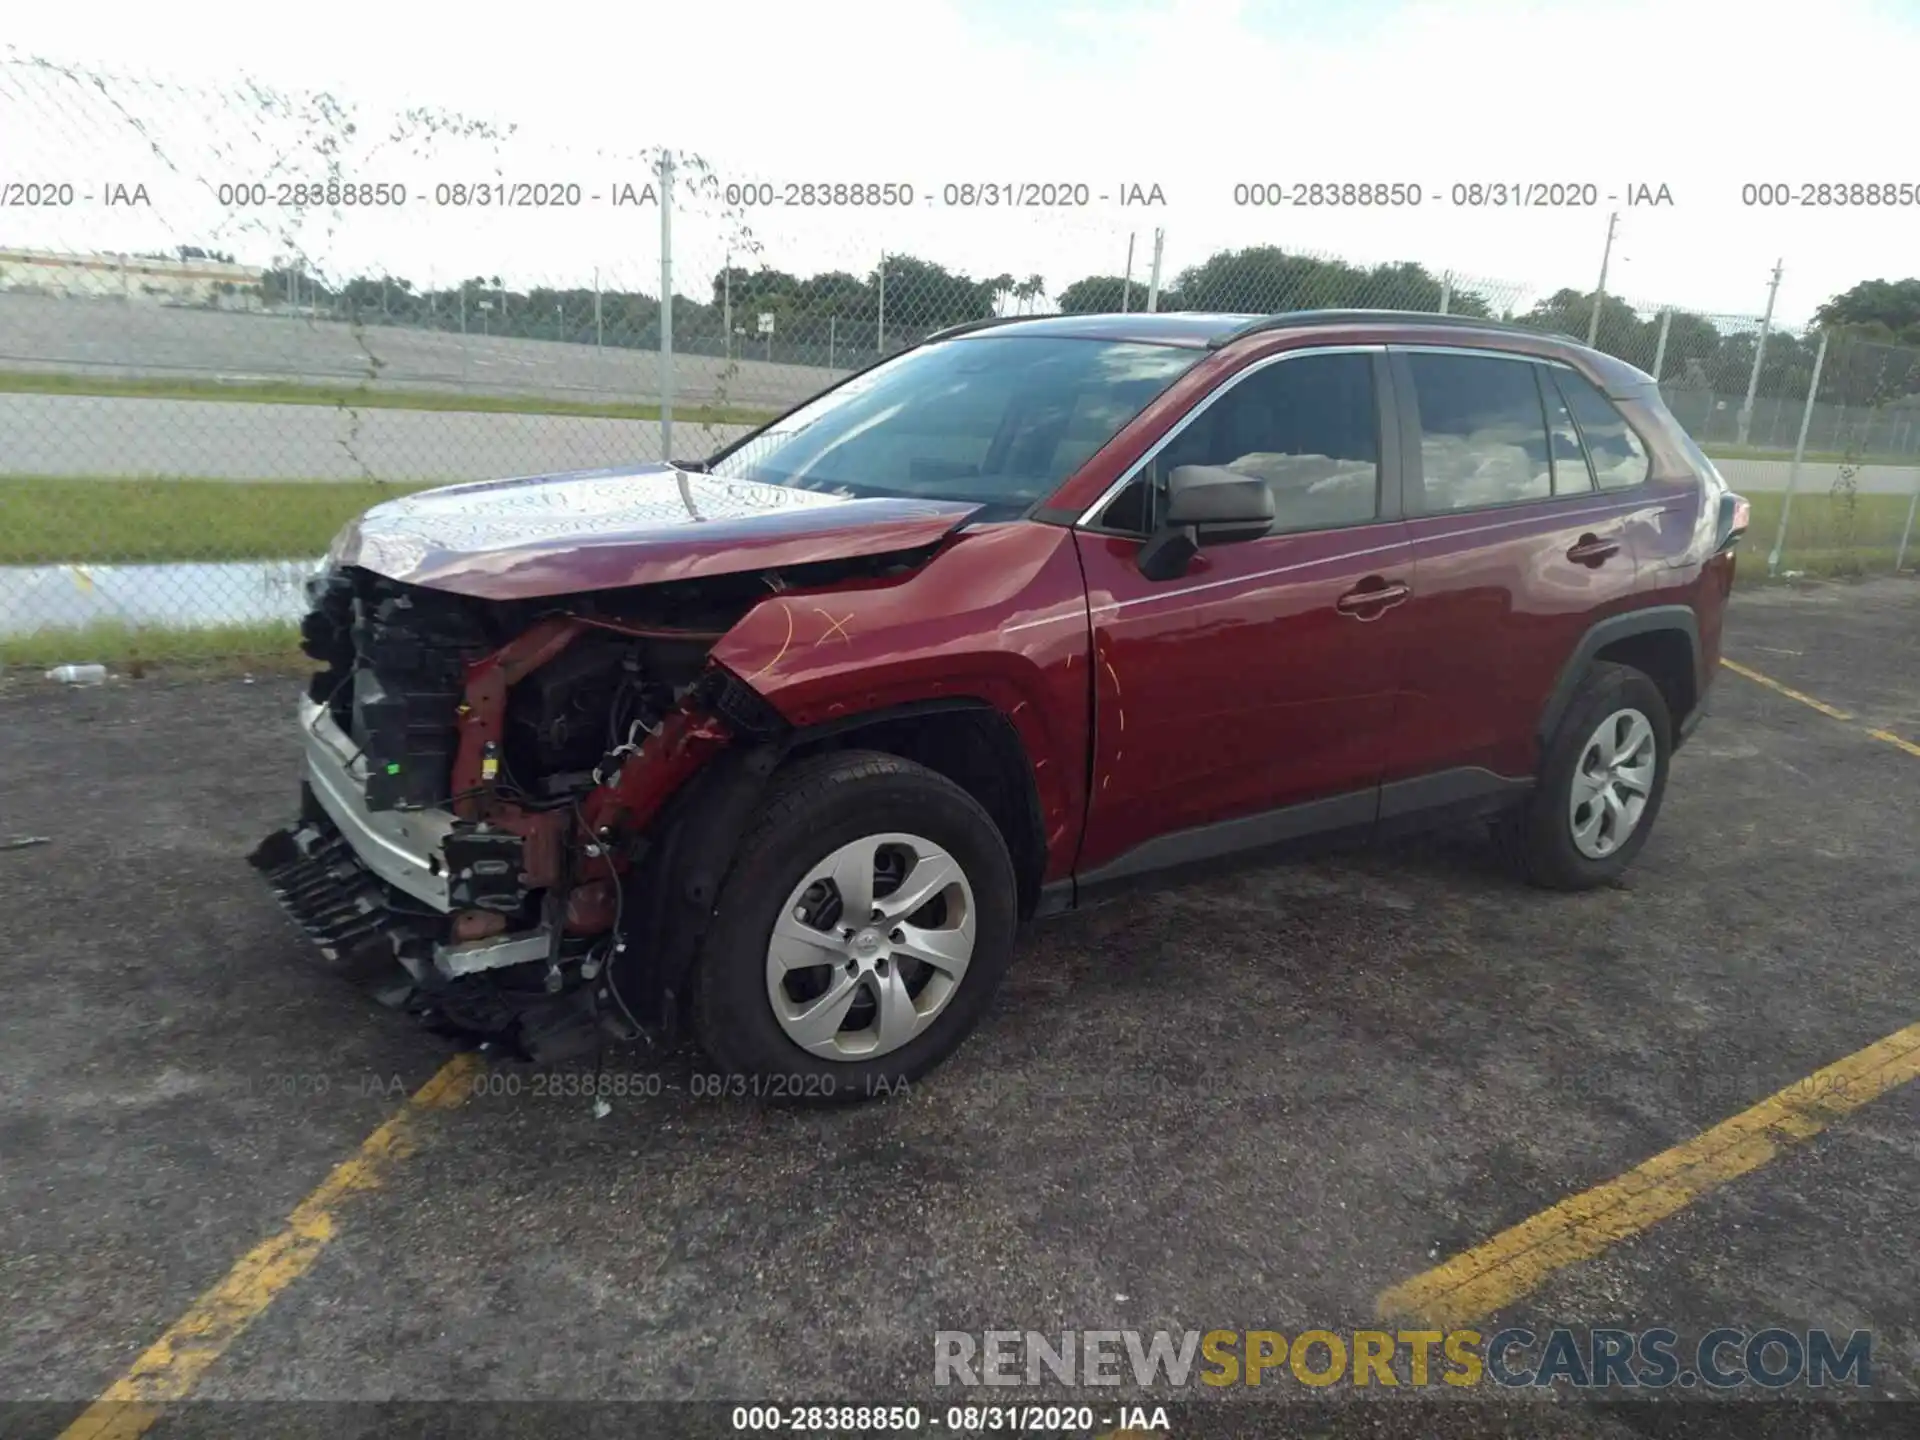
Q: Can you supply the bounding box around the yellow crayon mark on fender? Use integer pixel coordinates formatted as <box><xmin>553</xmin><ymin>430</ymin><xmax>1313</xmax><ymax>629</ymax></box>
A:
<box><xmin>58</xmin><ymin>1053</ymin><xmax>480</xmax><ymax>1440</ymax></box>
<box><xmin>739</xmin><ymin>603</ymin><xmax>796</xmax><ymax>682</ymax></box>
<box><xmin>1376</xmin><ymin>1022</ymin><xmax>1920</xmax><ymax>1329</ymax></box>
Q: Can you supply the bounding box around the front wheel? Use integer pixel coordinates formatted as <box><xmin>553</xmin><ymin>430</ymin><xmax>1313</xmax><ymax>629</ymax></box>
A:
<box><xmin>1496</xmin><ymin>662</ymin><xmax>1673</xmax><ymax>891</ymax></box>
<box><xmin>691</xmin><ymin>750</ymin><xmax>1018</xmax><ymax>1099</ymax></box>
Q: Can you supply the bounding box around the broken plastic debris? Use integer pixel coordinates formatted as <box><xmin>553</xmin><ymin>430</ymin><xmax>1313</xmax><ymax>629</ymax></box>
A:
<box><xmin>45</xmin><ymin>664</ymin><xmax>107</xmax><ymax>685</ymax></box>
<box><xmin>2</xmin><ymin>836</ymin><xmax>52</xmax><ymax>852</ymax></box>
<box><xmin>592</xmin><ymin>1097</ymin><xmax>612</xmax><ymax>1119</ymax></box>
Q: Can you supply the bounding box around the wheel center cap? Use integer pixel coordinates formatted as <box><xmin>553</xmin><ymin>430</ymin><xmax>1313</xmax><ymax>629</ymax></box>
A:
<box><xmin>851</xmin><ymin>928</ymin><xmax>884</xmax><ymax>955</ymax></box>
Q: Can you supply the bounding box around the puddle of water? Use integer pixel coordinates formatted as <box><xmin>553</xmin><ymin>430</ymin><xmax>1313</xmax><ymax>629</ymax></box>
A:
<box><xmin>0</xmin><ymin>558</ymin><xmax>322</xmax><ymax>636</ymax></box>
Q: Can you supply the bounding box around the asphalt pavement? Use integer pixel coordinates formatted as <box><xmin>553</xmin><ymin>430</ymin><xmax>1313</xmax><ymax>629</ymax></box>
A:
<box><xmin>2</xmin><ymin>577</ymin><xmax>1918</xmax><ymax>1438</ymax></box>
<box><xmin>0</xmin><ymin>291</ymin><xmax>843</xmax><ymax>409</ymax></box>
<box><xmin>0</xmin><ymin>392</ymin><xmax>755</xmax><ymax>481</ymax></box>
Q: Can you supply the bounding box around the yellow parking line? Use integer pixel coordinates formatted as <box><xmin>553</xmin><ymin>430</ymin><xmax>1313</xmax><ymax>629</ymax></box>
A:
<box><xmin>1376</xmin><ymin>1022</ymin><xmax>1920</xmax><ymax>1329</ymax></box>
<box><xmin>1867</xmin><ymin>728</ymin><xmax>1920</xmax><ymax>759</ymax></box>
<box><xmin>1718</xmin><ymin>658</ymin><xmax>1854</xmax><ymax>721</ymax></box>
<box><xmin>1720</xmin><ymin>657</ymin><xmax>1920</xmax><ymax>758</ymax></box>
<box><xmin>57</xmin><ymin>1053</ymin><xmax>480</xmax><ymax>1440</ymax></box>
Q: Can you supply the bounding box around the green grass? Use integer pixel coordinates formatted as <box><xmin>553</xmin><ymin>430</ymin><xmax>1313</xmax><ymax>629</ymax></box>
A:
<box><xmin>0</xmin><ymin>619</ymin><xmax>304</xmax><ymax>673</ymax></box>
<box><xmin>1703</xmin><ymin>444</ymin><xmax>1920</xmax><ymax>467</ymax></box>
<box><xmin>1742</xmin><ymin>489</ymin><xmax>1918</xmax><ymax>578</ymax></box>
<box><xmin>6</xmin><ymin>475</ymin><xmax>1917</xmax><ymax>573</ymax></box>
<box><xmin>0</xmin><ymin>369</ymin><xmax>777</xmax><ymax>426</ymax></box>
<box><xmin>0</xmin><ymin>476</ymin><xmax>448</xmax><ymax>564</ymax></box>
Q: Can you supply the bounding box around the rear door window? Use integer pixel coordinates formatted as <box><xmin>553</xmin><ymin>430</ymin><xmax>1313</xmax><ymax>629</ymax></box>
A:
<box><xmin>1539</xmin><ymin>368</ymin><xmax>1593</xmax><ymax>495</ymax></box>
<box><xmin>1403</xmin><ymin>352</ymin><xmax>1552</xmax><ymax>512</ymax></box>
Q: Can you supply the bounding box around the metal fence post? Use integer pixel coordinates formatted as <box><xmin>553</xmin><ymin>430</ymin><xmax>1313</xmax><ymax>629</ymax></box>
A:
<box><xmin>829</xmin><ymin>316</ymin><xmax>836</xmax><ymax>369</ymax></box>
<box><xmin>1897</xmin><ymin>471</ymin><xmax>1920</xmax><ymax>573</ymax></box>
<box><xmin>659</xmin><ymin>151</ymin><xmax>674</xmax><ymax>462</ymax></box>
<box><xmin>1146</xmin><ymin>228</ymin><xmax>1164</xmax><ymax>313</ymax></box>
<box><xmin>1438</xmin><ymin>272</ymin><xmax>1452</xmax><ymax>315</ymax></box>
<box><xmin>1121</xmin><ymin>233</ymin><xmax>1135</xmax><ymax>313</ymax></box>
<box><xmin>1651</xmin><ymin>308</ymin><xmax>1672</xmax><ymax>384</ymax></box>
<box><xmin>1768</xmin><ymin>328</ymin><xmax>1829</xmax><ymax>577</ymax></box>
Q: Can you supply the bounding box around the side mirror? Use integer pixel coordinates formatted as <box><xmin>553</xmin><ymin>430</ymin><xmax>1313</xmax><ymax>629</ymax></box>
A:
<box><xmin>1137</xmin><ymin>465</ymin><xmax>1275</xmax><ymax>581</ymax></box>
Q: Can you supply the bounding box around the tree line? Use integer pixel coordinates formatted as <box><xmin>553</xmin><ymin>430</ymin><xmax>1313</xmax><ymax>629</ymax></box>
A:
<box><xmin>252</xmin><ymin>250</ymin><xmax>1920</xmax><ymax>405</ymax></box>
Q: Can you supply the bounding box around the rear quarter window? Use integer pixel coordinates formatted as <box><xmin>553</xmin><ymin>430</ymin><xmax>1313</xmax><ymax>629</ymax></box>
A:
<box><xmin>1552</xmin><ymin>368</ymin><xmax>1651</xmax><ymax>490</ymax></box>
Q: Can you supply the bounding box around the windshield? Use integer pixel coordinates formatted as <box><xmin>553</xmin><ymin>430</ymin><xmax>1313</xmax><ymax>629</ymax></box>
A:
<box><xmin>705</xmin><ymin>335</ymin><xmax>1202</xmax><ymax>516</ymax></box>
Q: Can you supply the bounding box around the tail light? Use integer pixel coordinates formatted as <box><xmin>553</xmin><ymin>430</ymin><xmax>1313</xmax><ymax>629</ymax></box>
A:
<box><xmin>1717</xmin><ymin>493</ymin><xmax>1751</xmax><ymax>552</ymax></box>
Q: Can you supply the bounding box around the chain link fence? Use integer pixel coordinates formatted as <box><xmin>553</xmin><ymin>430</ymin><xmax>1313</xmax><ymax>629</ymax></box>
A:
<box><xmin>3</xmin><ymin>56</ymin><xmax>1918</xmax><ymax>669</ymax></box>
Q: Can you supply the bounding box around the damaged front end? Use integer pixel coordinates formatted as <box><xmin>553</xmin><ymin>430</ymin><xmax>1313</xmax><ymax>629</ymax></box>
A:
<box><xmin>248</xmin><ymin>562</ymin><xmax>802</xmax><ymax>1064</ymax></box>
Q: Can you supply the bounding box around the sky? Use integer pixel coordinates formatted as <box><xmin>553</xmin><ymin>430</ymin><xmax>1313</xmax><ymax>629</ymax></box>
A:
<box><xmin>5</xmin><ymin>0</ymin><xmax>1919</xmax><ymax>329</ymax></box>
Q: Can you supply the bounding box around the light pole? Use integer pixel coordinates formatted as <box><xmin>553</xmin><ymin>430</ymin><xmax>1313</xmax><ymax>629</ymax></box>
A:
<box><xmin>1587</xmin><ymin>211</ymin><xmax>1619</xmax><ymax>348</ymax></box>
<box><xmin>1737</xmin><ymin>260</ymin><xmax>1784</xmax><ymax>448</ymax></box>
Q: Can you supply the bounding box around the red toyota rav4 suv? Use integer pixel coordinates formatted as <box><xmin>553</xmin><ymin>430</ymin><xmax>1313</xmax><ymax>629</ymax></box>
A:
<box><xmin>252</xmin><ymin>310</ymin><xmax>1749</xmax><ymax>1097</ymax></box>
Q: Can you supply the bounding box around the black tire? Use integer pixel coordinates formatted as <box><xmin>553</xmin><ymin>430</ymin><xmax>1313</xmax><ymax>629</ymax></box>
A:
<box><xmin>1496</xmin><ymin>661</ymin><xmax>1673</xmax><ymax>891</ymax></box>
<box><xmin>690</xmin><ymin>749</ymin><xmax>1018</xmax><ymax>1101</ymax></box>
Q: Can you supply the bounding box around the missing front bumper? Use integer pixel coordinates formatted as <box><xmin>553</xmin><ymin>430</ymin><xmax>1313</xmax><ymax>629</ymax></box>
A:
<box><xmin>298</xmin><ymin>693</ymin><xmax>457</xmax><ymax>911</ymax></box>
<box><xmin>248</xmin><ymin>804</ymin><xmax>615</xmax><ymax>1064</ymax></box>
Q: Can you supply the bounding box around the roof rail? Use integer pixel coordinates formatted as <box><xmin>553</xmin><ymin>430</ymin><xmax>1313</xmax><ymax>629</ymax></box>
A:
<box><xmin>1208</xmin><ymin>309</ymin><xmax>1579</xmax><ymax>349</ymax></box>
<box><xmin>920</xmin><ymin>314</ymin><xmax>1055</xmax><ymax>344</ymax></box>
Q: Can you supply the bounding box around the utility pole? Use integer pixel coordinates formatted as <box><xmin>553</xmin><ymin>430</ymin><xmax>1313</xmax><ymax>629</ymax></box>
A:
<box><xmin>1146</xmin><ymin>228</ymin><xmax>1164</xmax><ymax>313</ymax></box>
<box><xmin>1737</xmin><ymin>259</ymin><xmax>1784</xmax><ymax>448</ymax></box>
<box><xmin>659</xmin><ymin>151</ymin><xmax>675</xmax><ymax>461</ymax></box>
<box><xmin>1587</xmin><ymin>211</ymin><xmax>1619</xmax><ymax>347</ymax></box>
<box><xmin>1121</xmin><ymin>233</ymin><xmax>1135</xmax><ymax>313</ymax></box>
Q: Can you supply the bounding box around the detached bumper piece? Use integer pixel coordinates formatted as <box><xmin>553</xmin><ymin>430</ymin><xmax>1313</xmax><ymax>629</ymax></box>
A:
<box><xmin>248</xmin><ymin>806</ymin><xmax>611</xmax><ymax>1064</ymax></box>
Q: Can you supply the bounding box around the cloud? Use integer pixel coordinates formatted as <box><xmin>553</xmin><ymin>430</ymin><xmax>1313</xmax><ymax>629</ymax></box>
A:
<box><xmin>4</xmin><ymin>0</ymin><xmax>1916</xmax><ymax>322</ymax></box>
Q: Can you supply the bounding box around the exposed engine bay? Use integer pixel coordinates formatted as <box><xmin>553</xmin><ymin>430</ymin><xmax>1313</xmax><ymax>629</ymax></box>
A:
<box><xmin>248</xmin><ymin>546</ymin><xmax>933</xmax><ymax>1065</ymax></box>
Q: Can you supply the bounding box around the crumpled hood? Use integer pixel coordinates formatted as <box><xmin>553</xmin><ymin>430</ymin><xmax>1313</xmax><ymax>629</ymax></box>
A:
<box><xmin>328</xmin><ymin>463</ymin><xmax>983</xmax><ymax>600</ymax></box>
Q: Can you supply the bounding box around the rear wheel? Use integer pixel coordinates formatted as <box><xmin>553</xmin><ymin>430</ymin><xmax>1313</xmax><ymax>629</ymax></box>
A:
<box><xmin>691</xmin><ymin>750</ymin><xmax>1018</xmax><ymax>1099</ymax></box>
<box><xmin>1497</xmin><ymin>662</ymin><xmax>1672</xmax><ymax>891</ymax></box>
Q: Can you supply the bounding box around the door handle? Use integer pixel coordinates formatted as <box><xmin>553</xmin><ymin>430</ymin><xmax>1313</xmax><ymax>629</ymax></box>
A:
<box><xmin>1336</xmin><ymin>580</ymin><xmax>1411</xmax><ymax>618</ymax></box>
<box><xmin>1567</xmin><ymin>534</ymin><xmax>1620</xmax><ymax>566</ymax></box>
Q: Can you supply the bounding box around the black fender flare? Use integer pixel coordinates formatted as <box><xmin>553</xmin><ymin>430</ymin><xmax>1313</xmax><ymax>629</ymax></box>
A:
<box><xmin>1536</xmin><ymin>605</ymin><xmax>1700</xmax><ymax>752</ymax></box>
<box><xmin>614</xmin><ymin>695</ymin><xmax>1049</xmax><ymax>1038</ymax></box>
